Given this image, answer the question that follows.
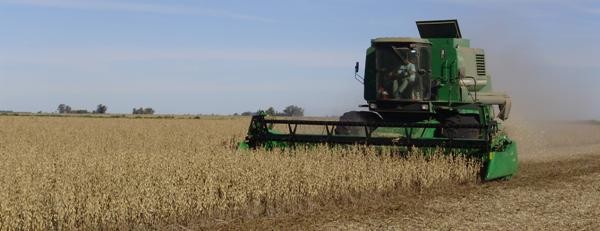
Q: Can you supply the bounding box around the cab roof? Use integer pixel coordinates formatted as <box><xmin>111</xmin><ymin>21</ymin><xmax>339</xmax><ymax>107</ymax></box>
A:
<box><xmin>416</xmin><ymin>19</ymin><xmax>462</xmax><ymax>38</ymax></box>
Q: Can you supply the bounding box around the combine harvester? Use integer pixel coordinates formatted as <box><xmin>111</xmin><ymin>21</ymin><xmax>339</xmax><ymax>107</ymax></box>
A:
<box><xmin>239</xmin><ymin>20</ymin><xmax>517</xmax><ymax>181</ymax></box>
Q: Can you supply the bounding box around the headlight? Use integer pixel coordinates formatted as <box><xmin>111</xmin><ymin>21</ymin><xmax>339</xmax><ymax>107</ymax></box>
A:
<box><xmin>421</xmin><ymin>104</ymin><xmax>429</xmax><ymax>110</ymax></box>
<box><xmin>369</xmin><ymin>103</ymin><xmax>377</xmax><ymax>109</ymax></box>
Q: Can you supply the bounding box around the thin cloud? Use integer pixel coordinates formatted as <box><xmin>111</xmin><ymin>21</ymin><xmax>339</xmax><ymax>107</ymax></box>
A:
<box><xmin>0</xmin><ymin>48</ymin><xmax>356</xmax><ymax>68</ymax></box>
<box><xmin>0</xmin><ymin>0</ymin><xmax>273</xmax><ymax>22</ymax></box>
<box><xmin>428</xmin><ymin>0</ymin><xmax>574</xmax><ymax>3</ymax></box>
<box><xmin>577</xmin><ymin>7</ymin><xmax>600</xmax><ymax>15</ymax></box>
<box><xmin>426</xmin><ymin>0</ymin><xmax>597</xmax><ymax>7</ymax></box>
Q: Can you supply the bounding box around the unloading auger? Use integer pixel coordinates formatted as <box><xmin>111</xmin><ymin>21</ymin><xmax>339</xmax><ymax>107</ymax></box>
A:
<box><xmin>239</xmin><ymin>20</ymin><xmax>517</xmax><ymax>181</ymax></box>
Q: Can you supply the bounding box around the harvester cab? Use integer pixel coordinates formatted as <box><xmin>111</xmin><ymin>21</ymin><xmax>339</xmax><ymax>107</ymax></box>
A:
<box><xmin>239</xmin><ymin>20</ymin><xmax>518</xmax><ymax>181</ymax></box>
<box><xmin>360</xmin><ymin>20</ymin><xmax>511</xmax><ymax>121</ymax></box>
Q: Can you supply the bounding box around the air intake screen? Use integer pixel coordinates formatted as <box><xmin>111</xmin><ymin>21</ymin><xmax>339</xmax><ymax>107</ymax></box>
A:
<box><xmin>475</xmin><ymin>54</ymin><xmax>486</xmax><ymax>76</ymax></box>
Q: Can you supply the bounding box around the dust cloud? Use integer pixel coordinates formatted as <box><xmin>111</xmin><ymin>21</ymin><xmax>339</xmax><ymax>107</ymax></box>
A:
<box><xmin>466</xmin><ymin>17</ymin><xmax>600</xmax><ymax>160</ymax></box>
<box><xmin>468</xmin><ymin>18</ymin><xmax>598</xmax><ymax>121</ymax></box>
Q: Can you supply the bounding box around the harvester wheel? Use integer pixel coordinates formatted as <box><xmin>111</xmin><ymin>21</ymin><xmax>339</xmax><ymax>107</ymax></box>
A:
<box><xmin>335</xmin><ymin>111</ymin><xmax>382</xmax><ymax>136</ymax></box>
<box><xmin>439</xmin><ymin>115</ymin><xmax>480</xmax><ymax>139</ymax></box>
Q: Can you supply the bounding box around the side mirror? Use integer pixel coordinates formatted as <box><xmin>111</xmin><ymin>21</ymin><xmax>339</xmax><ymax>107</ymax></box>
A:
<box><xmin>355</xmin><ymin>62</ymin><xmax>359</xmax><ymax>74</ymax></box>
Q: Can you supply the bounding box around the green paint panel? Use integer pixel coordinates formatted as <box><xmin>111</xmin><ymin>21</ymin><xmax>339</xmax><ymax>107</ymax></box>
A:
<box><xmin>485</xmin><ymin>142</ymin><xmax>518</xmax><ymax>180</ymax></box>
<box><xmin>428</xmin><ymin>38</ymin><xmax>467</xmax><ymax>102</ymax></box>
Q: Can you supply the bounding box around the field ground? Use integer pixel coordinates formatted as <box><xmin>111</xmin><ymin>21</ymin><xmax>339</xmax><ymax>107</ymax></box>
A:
<box><xmin>213</xmin><ymin>119</ymin><xmax>600</xmax><ymax>230</ymax></box>
<box><xmin>0</xmin><ymin>115</ymin><xmax>599</xmax><ymax>230</ymax></box>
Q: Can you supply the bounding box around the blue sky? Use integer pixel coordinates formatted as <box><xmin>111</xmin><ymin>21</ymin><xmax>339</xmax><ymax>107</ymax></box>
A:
<box><xmin>1</xmin><ymin>0</ymin><xmax>599</xmax><ymax>119</ymax></box>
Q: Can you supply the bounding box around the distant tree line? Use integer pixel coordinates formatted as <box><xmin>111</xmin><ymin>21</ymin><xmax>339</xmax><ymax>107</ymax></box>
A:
<box><xmin>238</xmin><ymin>105</ymin><xmax>304</xmax><ymax>117</ymax></box>
<box><xmin>56</xmin><ymin>104</ymin><xmax>155</xmax><ymax>115</ymax></box>
<box><xmin>132</xmin><ymin>107</ymin><xmax>155</xmax><ymax>115</ymax></box>
<box><xmin>57</xmin><ymin>104</ymin><xmax>72</xmax><ymax>114</ymax></box>
<box><xmin>54</xmin><ymin>103</ymin><xmax>302</xmax><ymax>116</ymax></box>
<box><xmin>57</xmin><ymin>104</ymin><xmax>107</xmax><ymax>114</ymax></box>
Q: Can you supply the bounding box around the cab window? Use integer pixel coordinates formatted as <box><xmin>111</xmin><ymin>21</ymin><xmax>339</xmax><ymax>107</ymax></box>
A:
<box><xmin>376</xmin><ymin>46</ymin><xmax>427</xmax><ymax>100</ymax></box>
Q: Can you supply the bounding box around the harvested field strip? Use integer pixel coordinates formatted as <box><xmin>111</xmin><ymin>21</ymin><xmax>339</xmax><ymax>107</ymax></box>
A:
<box><xmin>214</xmin><ymin>153</ymin><xmax>600</xmax><ymax>230</ymax></box>
<box><xmin>0</xmin><ymin>116</ymin><xmax>480</xmax><ymax>230</ymax></box>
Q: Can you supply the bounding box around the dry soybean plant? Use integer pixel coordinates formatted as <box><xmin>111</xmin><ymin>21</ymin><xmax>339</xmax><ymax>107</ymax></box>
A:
<box><xmin>0</xmin><ymin>116</ymin><xmax>480</xmax><ymax>230</ymax></box>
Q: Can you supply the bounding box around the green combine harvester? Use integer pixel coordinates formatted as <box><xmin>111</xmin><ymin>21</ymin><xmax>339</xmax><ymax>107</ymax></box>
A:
<box><xmin>239</xmin><ymin>20</ymin><xmax>517</xmax><ymax>181</ymax></box>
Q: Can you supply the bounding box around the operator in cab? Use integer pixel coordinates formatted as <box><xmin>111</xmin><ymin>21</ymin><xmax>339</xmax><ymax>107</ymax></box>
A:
<box><xmin>382</xmin><ymin>54</ymin><xmax>416</xmax><ymax>100</ymax></box>
<box><xmin>396</xmin><ymin>55</ymin><xmax>416</xmax><ymax>99</ymax></box>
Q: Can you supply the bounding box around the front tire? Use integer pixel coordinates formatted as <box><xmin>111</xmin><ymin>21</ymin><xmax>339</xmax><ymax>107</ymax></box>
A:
<box><xmin>439</xmin><ymin>115</ymin><xmax>480</xmax><ymax>139</ymax></box>
<box><xmin>334</xmin><ymin>111</ymin><xmax>382</xmax><ymax>136</ymax></box>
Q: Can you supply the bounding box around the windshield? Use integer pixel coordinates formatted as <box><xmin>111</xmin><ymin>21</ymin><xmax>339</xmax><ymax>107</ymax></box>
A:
<box><xmin>376</xmin><ymin>45</ymin><xmax>430</xmax><ymax>100</ymax></box>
